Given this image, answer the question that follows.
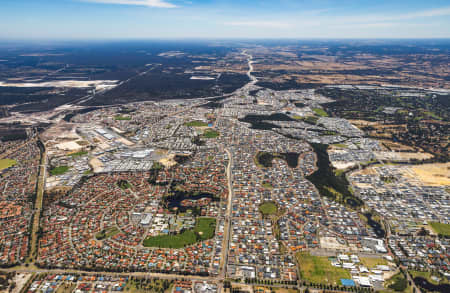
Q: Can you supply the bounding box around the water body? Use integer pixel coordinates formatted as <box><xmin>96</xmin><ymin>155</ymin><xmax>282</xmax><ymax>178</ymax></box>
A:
<box><xmin>284</xmin><ymin>153</ymin><xmax>300</xmax><ymax>168</ymax></box>
<box><xmin>239</xmin><ymin>113</ymin><xmax>294</xmax><ymax>130</ymax></box>
<box><xmin>165</xmin><ymin>191</ymin><xmax>218</xmax><ymax>213</ymax></box>
<box><xmin>413</xmin><ymin>277</ymin><xmax>450</xmax><ymax>293</ymax></box>
<box><xmin>364</xmin><ymin>212</ymin><xmax>386</xmax><ymax>238</ymax></box>
<box><xmin>306</xmin><ymin>143</ymin><xmax>363</xmax><ymax>208</ymax></box>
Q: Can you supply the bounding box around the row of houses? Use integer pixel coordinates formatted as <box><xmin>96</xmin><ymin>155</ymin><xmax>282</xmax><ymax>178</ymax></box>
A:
<box><xmin>0</xmin><ymin>138</ymin><xmax>40</xmax><ymax>265</ymax></box>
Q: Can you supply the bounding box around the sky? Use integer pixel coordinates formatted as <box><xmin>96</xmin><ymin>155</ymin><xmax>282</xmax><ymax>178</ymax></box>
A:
<box><xmin>1</xmin><ymin>0</ymin><xmax>450</xmax><ymax>40</ymax></box>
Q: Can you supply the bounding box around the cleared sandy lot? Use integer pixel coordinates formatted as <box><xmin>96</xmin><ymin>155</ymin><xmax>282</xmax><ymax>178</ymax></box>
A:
<box><xmin>55</xmin><ymin>141</ymin><xmax>83</xmax><ymax>151</ymax></box>
<box><xmin>411</xmin><ymin>163</ymin><xmax>450</xmax><ymax>186</ymax></box>
<box><xmin>0</xmin><ymin>80</ymin><xmax>117</xmax><ymax>91</ymax></box>
<box><xmin>160</xmin><ymin>154</ymin><xmax>177</xmax><ymax>168</ymax></box>
<box><xmin>374</xmin><ymin>151</ymin><xmax>433</xmax><ymax>161</ymax></box>
<box><xmin>89</xmin><ymin>157</ymin><xmax>104</xmax><ymax>173</ymax></box>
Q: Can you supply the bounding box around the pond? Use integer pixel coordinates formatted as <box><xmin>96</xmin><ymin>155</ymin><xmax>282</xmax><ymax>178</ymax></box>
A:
<box><xmin>364</xmin><ymin>212</ymin><xmax>386</xmax><ymax>238</ymax></box>
<box><xmin>413</xmin><ymin>277</ymin><xmax>450</xmax><ymax>293</ymax></box>
<box><xmin>165</xmin><ymin>191</ymin><xmax>219</xmax><ymax>214</ymax></box>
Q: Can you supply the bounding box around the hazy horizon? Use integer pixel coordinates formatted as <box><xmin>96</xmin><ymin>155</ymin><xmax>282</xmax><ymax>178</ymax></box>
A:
<box><xmin>1</xmin><ymin>0</ymin><xmax>450</xmax><ymax>40</ymax></box>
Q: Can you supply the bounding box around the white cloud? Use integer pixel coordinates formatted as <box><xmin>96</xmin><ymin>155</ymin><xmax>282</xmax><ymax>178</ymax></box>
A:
<box><xmin>400</xmin><ymin>6</ymin><xmax>450</xmax><ymax>19</ymax></box>
<box><xmin>223</xmin><ymin>6</ymin><xmax>450</xmax><ymax>32</ymax></box>
<box><xmin>321</xmin><ymin>6</ymin><xmax>450</xmax><ymax>33</ymax></box>
<box><xmin>82</xmin><ymin>0</ymin><xmax>177</xmax><ymax>8</ymax></box>
<box><xmin>332</xmin><ymin>6</ymin><xmax>450</xmax><ymax>24</ymax></box>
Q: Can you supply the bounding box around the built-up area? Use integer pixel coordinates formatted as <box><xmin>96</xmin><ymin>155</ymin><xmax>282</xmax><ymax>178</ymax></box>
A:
<box><xmin>0</xmin><ymin>52</ymin><xmax>448</xmax><ymax>293</ymax></box>
<box><xmin>0</xmin><ymin>133</ymin><xmax>40</xmax><ymax>265</ymax></box>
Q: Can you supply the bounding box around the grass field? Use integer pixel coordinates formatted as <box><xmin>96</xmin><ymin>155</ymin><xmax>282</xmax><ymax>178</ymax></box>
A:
<box><xmin>332</xmin><ymin>143</ymin><xmax>348</xmax><ymax>148</ymax></box>
<box><xmin>95</xmin><ymin>226</ymin><xmax>120</xmax><ymax>240</ymax></box>
<box><xmin>68</xmin><ymin>150</ymin><xmax>88</xmax><ymax>158</ymax></box>
<box><xmin>143</xmin><ymin>217</ymin><xmax>216</xmax><ymax>248</ymax></box>
<box><xmin>429</xmin><ymin>222</ymin><xmax>450</xmax><ymax>237</ymax></box>
<box><xmin>114</xmin><ymin>115</ymin><xmax>131</xmax><ymax>121</ymax></box>
<box><xmin>409</xmin><ymin>270</ymin><xmax>449</xmax><ymax>285</ymax></box>
<box><xmin>293</xmin><ymin>115</ymin><xmax>319</xmax><ymax>125</ymax></box>
<box><xmin>184</xmin><ymin>120</ymin><xmax>208</xmax><ymax>127</ymax></box>
<box><xmin>0</xmin><ymin>159</ymin><xmax>17</xmax><ymax>170</ymax></box>
<box><xmin>203</xmin><ymin>129</ymin><xmax>220</xmax><ymax>138</ymax></box>
<box><xmin>117</xmin><ymin>179</ymin><xmax>132</xmax><ymax>190</ymax></box>
<box><xmin>262</xmin><ymin>182</ymin><xmax>274</xmax><ymax>189</ymax></box>
<box><xmin>360</xmin><ymin>257</ymin><xmax>388</xmax><ymax>268</ymax></box>
<box><xmin>125</xmin><ymin>279</ymin><xmax>172</xmax><ymax>293</ymax></box>
<box><xmin>304</xmin><ymin>116</ymin><xmax>320</xmax><ymax>124</ymax></box>
<box><xmin>384</xmin><ymin>272</ymin><xmax>409</xmax><ymax>292</ymax></box>
<box><xmin>56</xmin><ymin>283</ymin><xmax>76</xmax><ymax>293</ymax></box>
<box><xmin>296</xmin><ymin>252</ymin><xmax>351</xmax><ymax>285</ymax></box>
<box><xmin>259</xmin><ymin>202</ymin><xmax>278</xmax><ymax>216</ymax></box>
<box><xmin>312</xmin><ymin>108</ymin><xmax>329</xmax><ymax>117</ymax></box>
<box><xmin>49</xmin><ymin>166</ymin><xmax>69</xmax><ymax>176</ymax></box>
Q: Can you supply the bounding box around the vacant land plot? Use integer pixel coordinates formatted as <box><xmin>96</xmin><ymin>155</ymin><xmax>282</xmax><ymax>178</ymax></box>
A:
<box><xmin>55</xmin><ymin>141</ymin><xmax>83</xmax><ymax>151</ymax></box>
<box><xmin>378</xmin><ymin>139</ymin><xmax>417</xmax><ymax>152</ymax></box>
<box><xmin>125</xmin><ymin>278</ymin><xmax>172</xmax><ymax>293</ymax></box>
<box><xmin>159</xmin><ymin>154</ymin><xmax>177</xmax><ymax>168</ymax></box>
<box><xmin>0</xmin><ymin>158</ymin><xmax>17</xmax><ymax>170</ymax></box>
<box><xmin>55</xmin><ymin>283</ymin><xmax>77</xmax><ymax>293</ymax></box>
<box><xmin>411</xmin><ymin>163</ymin><xmax>450</xmax><ymax>186</ymax></box>
<box><xmin>374</xmin><ymin>151</ymin><xmax>433</xmax><ymax>162</ymax></box>
<box><xmin>143</xmin><ymin>217</ymin><xmax>216</xmax><ymax>248</ymax></box>
<box><xmin>296</xmin><ymin>252</ymin><xmax>351</xmax><ymax>285</ymax></box>
<box><xmin>360</xmin><ymin>257</ymin><xmax>388</xmax><ymax>268</ymax></box>
<box><xmin>89</xmin><ymin>157</ymin><xmax>104</xmax><ymax>172</ymax></box>
<box><xmin>319</xmin><ymin>237</ymin><xmax>349</xmax><ymax>250</ymax></box>
<box><xmin>11</xmin><ymin>273</ymin><xmax>33</xmax><ymax>293</ymax></box>
<box><xmin>429</xmin><ymin>222</ymin><xmax>450</xmax><ymax>237</ymax></box>
<box><xmin>254</xmin><ymin>287</ymin><xmax>297</xmax><ymax>293</ymax></box>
